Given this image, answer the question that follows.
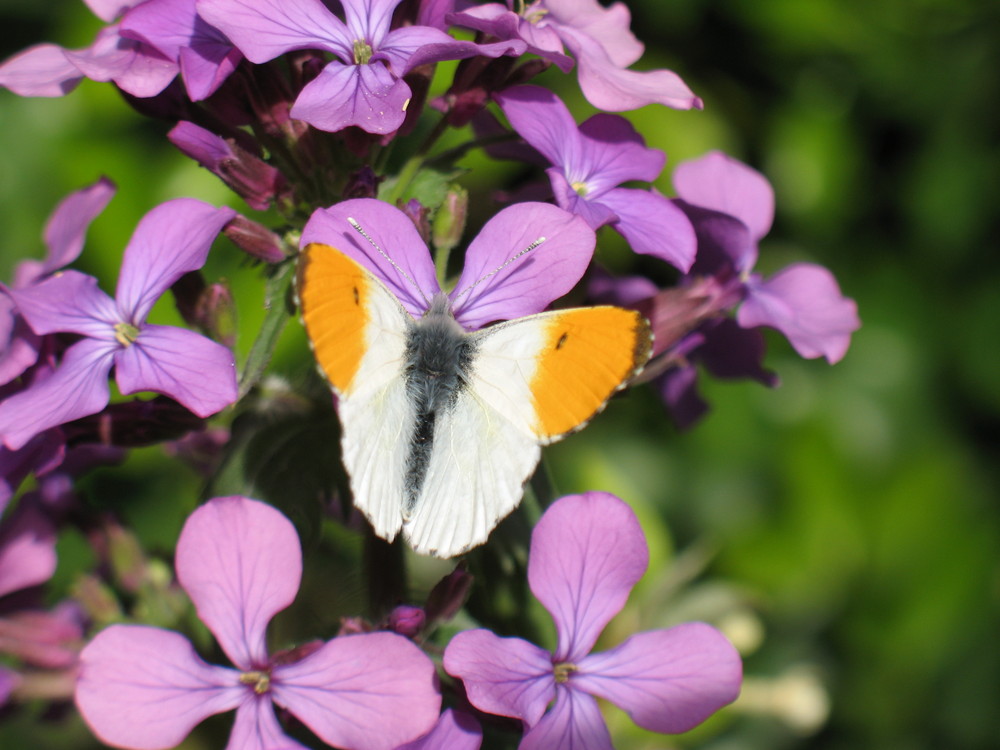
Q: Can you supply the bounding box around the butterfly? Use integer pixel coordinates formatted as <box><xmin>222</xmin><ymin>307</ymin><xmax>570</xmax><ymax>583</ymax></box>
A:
<box><xmin>296</xmin><ymin>199</ymin><xmax>652</xmax><ymax>558</ymax></box>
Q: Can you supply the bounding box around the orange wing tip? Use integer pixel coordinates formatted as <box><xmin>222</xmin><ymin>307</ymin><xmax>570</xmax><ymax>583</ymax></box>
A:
<box><xmin>296</xmin><ymin>243</ymin><xmax>372</xmax><ymax>394</ymax></box>
<box><xmin>531</xmin><ymin>307</ymin><xmax>653</xmax><ymax>442</ymax></box>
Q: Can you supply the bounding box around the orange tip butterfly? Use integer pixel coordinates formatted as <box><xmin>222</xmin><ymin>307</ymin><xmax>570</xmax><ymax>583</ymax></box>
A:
<box><xmin>297</xmin><ymin>202</ymin><xmax>652</xmax><ymax>558</ymax></box>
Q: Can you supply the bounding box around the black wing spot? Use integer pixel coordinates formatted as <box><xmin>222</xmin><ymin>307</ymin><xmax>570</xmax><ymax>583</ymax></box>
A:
<box><xmin>555</xmin><ymin>332</ymin><xmax>569</xmax><ymax>350</ymax></box>
<box><xmin>352</xmin><ymin>286</ymin><xmax>360</xmax><ymax>305</ymax></box>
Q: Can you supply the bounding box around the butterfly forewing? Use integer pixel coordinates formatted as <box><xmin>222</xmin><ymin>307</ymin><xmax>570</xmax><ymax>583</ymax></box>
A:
<box><xmin>472</xmin><ymin>307</ymin><xmax>653</xmax><ymax>443</ymax></box>
<box><xmin>297</xmin><ymin>242</ymin><xmax>413</xmax><ymax>541</ymax></box>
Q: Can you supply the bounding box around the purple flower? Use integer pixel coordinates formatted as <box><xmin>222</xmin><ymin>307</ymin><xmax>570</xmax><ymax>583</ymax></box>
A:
<box><xmin>444</xmin><ymin>491</ymin><xmax>742</xmax><ymax>748</ymax></box>
<box><xmin>301</xmin><ymin>198</ymin><xmax>596</xmax><ymax>330</ymax></box>
<box><xmin>615</xmin><ymin>150</ymin><xmax>860</xmax><ymax>427</ymax></box>
<box><xmin>451</xmin><ymin>0</ymin><xmax>701</xmax><ymax>112</ymax></box>
<box><xmin>1</xmin><ymin>177</ymin><xmax>116</xmax><ymax>388</ymax></box>
<box><xmin>397</xmin><ymin>708</ymin><xmax>482</xmax><ymax>750</ymax></box>
<box><xmin>75</xmin><ymin>495</ymin><xmax>442</xmax><ymax>750</ymax></box>
<box><xmin>0</xmin><ymin>1</ymin><xmax>179</xmax><ymax>99</ymax></box>
<box><xmin>0</xmin><ymin>199</ymin><xmax>238</xmax><ymax>451</ymax></box>
<box><xmin>120</xmin><ymin>0</ymin><xmax>242</xmax><ymax>101</ymax></box>
<box><xmin>495</xmin><ymin>85</ymin><xmax>696</xmax><ymax>271</ymax></box>
<box><xmin>196</xmin><ymin>0</ymin><xmax>524</xmax><ymax>134</ymax></box>
<box><xmin>673</xmin><ymin>150</ymin><xmax>860</xmax><ymax>362</ymax></box>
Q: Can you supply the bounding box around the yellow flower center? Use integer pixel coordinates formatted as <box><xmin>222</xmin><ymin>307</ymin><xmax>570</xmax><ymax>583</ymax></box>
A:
<box><xmin>113</xmin><ymin>322</ymin><xmax>140</xmax><ymax>347</ymax></box>
<box><xmin>353</xmin><ymin>39</ymin><xmax>373</xmax><ymax>65</ymax></box>
<box><xmin>239</xmin><ymin>670</ymin><xmax>271</xmax><ymax>695</ymax></box>
<box><xmin>553</xmin><ymin>662</ymin><xmax>577</xmax><ymax>684</ymax></box>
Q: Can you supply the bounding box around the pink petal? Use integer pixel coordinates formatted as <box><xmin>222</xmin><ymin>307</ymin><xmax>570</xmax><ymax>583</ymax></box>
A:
<box><xmin>84</xmin><ymin>0</ymin><xmax>138</xmax><ymax>22</ymax></box>
<box><xmin>42</xmin><ymin>177</ymin><xmax>116</xmax><ymax>273</ymax></box>
<box><xmin>343</xmin><ymin>0</ymin><xmax>400</xmax><ymax>45</ymax></box>
<box><xmin>519</xmin><ymin>687</ymin><xmax>613</xmax><ymax>750</ymax></box>
<box><xmin>577</xmin><ymin>113</ymin><xmax>664</xmax><ymax>190</ymax></box>
<box><xmin>494</xmin><ymin>84</ymin><xmax>581</xmax><ymax>169</ymax></box>
<box><xmin>290</xmin><ymin>61</ymin><xmax>410</xmax><ymax>135</ymax></box>
<box><xmin>442</xmin><ymin>628</ymin><xmax>554</xmax><ymax>727</ymax></box>
<box><xmin>0</xmin><ymin>44</ymin><xmax>83</xmax><ymax>97</ymax></box>
<box><xmin>115</xmin><ymin>198</ymin><xmax>235</xmax><ymax>322</ymax></box>
<box><xmin>115</xmin><ymin>324</ymin><xmax>237</xmax><ymax>417</ymax></box>
<box><xmin>65</xmin><ymin>24</ymin><xmax>179</xmax><ymax>98</ymax></box>
<box><xmin>738</xmin><ymin>263</ymin><xmax>860</xmax><ymax>363</ymax></box>
<box><xmin>273</xmin><ymin>631</ymin><xmax>441</xmax><ymax>750</ymax></box>
<box><xmin>0</xmin><ymin>506</ymin><xmax>56</xmax><ymax>598</ymax></box>
<box><xmin>0</xmin><ymin>302</ymin><xmax>40</xmax><ymax>387</ymax></box>
<box><xmin>450</xmin><ymin>203</ymin><xmax>595</xmax><ymax>330</ymax></box>
<box><xmin>75</xmin><ymin>624</ymin><xmax>243</xmax><ymax>750</ymax></box>
<box><xmin>10</xmin><ymin>270</ymin><xmax>118</xmax><ymax>339</ymax></box>
<box><xmin>226</xmin><ymin>697</ymin><xmax>307</xmax><ymax>750</ymax></box>
<box><xmin>542</xmin><ymin>0</ymin><xmax>643</xmax><ymax>68</ymax></box>
<box><xmin>175</xmin><ymin>496</ymin><xmax>302</xmax><ymax>670</ymax></box>
<box><xmin>396</xmin><ymin>709</ymin><xmax>482</xmax><ymax>750</ymax></box>
<box><xmin>197</xmin><ymin>0</ymin><xmax>352</xmax><ymax>63</ymax></box>
<box><xmin>559</xmin><ymin>26</ymin><xmax>701</xmax><ymax>112</ymax></box>
<box><xmin>528</xmin><ymin>492</ymin><xmax>648</xmax><ymax>663</ymax></box>
<box><xmin>673</xmin><ymin>151</ymin><xmax>775</xmax><ymax>243</ymax></box>
<box><xmin>384</xmin><ymin>25</ymin><xmax>524</xmax><ymax>75</ymax></box>
<box><xmin>599</xmin><ymin>187</ymin><xmax>696</xmax><ymax>271</ymax></box>
<box><xmin>0</xmin><ymin>338</ymin><xmax>115</xmax><ymax>451</ymax></box>
<box><xmin>301</xmin><ymin>199</ymin><xmax>441</xmax><ymax>317</ymax></box>
<box><xmin>574</xmin><ymin>624</ymin><xmax>742</xmax><ymax>733</ymax></box>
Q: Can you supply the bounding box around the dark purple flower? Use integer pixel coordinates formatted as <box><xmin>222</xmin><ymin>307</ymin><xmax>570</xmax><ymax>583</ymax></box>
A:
<box><xmin>75</xmin><ymin>496</ymin><xmax>441</xmax><ymax>750</ymax></box>
<box><xmin>120</xmin><ymin>0</ymin><xmax>242</xmax><ymax>100</ymax></box>
<box><xmin>495</xmin><ymin>85</ymin><xmax>696</xmax><ymax>270</ymax></box>
<box><xmin>673</xmin><ymin>151</ymin><xmax>860</xmax><ymax>364</ymax></box>
<box><xmin>301</xmin><ymin>198</ymin><xmax>596</xmax><ymax>330</ymax></box>
<box><xmin>451</xmin><ymin>0</ymin><xmax>700</xmax><ymax>112</ymax></box>
<box><xmin>197</xmin><ymin>0</ymin><xmax>524</xmax><ymax>134</ymax></box>
<box><xmin>444</xmin><ymin>491</ymin><xmax>741</xmax><ymax>748</ymax></box>
<box><xmin>0</xmin><ymin>199</ymin><xmax>238</xmax><ymax>451</ymax></box>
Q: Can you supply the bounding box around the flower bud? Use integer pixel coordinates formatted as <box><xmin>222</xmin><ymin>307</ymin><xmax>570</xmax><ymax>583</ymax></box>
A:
<box><xmin>386</xmin><ymin>605</ymin><xmax>425</xmax><ymax>638</ymax></box>
<box><xmin>223</xmin><ymin>215</ymin><xmax>287</xmax><ymax>263</ymax></box>
<box><xmin>432</xmin><ymin>186</ymin><xmax>468</xmax><ymax>256</ymax></box>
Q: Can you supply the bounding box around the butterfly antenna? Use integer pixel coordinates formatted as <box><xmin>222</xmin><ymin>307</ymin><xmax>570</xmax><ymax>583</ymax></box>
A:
<box><xmin>347</xmin><ymin>217</ymin><xmax>431</xmax><ymax>306</ymax></box>
<box><xmin>451</xmin><ymin>236</ymin><xmax>547</xmax><ymax>303</ymax></box>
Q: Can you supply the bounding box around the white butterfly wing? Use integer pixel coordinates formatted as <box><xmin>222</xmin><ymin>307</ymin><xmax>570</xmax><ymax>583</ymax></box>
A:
<box><xmin>298</xmin><ymin>243</ymin><xmax>414</xmax><ymax>542</ymax></box>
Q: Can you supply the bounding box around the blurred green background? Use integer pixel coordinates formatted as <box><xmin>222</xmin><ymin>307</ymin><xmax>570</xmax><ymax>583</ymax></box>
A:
<box><xmin>2</xmin><ymin>1</ymin><xmax>999</xmax><ymax>749</ymax></box>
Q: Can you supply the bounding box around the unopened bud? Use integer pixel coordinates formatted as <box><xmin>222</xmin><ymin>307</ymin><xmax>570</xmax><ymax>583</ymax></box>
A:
<box><xmin>432</xmin><ymin>186</ymin><xmax>468</xmax><ymax>255</ymax></box>
<box><xmin>223</xmin><ymin>215</ymin><xmax>287</xmax><ymax>263</ymax></box>
<box><xmin>424</xmin><ymin>565</ymin><xmax>473</xmax><ymax>625</ymax></box>
<box><xmin>168</xmin><ymin>121</ymin><xmax>288</xmax><ymax>211</ymax></box>
<box><xmin>386</xmin><ymin>605</ymin><xmax>425</xmax><ymax>638</ymax></box>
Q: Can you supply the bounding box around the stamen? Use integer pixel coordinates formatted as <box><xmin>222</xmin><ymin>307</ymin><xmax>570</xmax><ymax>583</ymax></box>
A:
<box><xmin>114</xmin><ymin>322</ymin><xmax>140</xmax><ymax>347</ymax></box>
<box><xmin>353</xmin><ymin>39</ymin><xmax>373</xmax><ymax>65</ymax></box>
<box><xmin>553</xmin><ymin>662</ymin><xmax>577</xmax><ymax>683</ymax></box>
<box><xmin>571</xmin><ymin>181</ymin><xmax>588</xmax><ymax>196</ymax></box>
<box><xmin>239</xmin><ymin>670</ymin><xmax>271</xmax><ymax>695</ymax></box>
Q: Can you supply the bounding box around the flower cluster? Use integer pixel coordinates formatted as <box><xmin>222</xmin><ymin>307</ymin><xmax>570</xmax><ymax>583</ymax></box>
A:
<box><xmin>0</xmin><ymin>0</ymin><xmax>859</xmax><ymax>748</ymax></box>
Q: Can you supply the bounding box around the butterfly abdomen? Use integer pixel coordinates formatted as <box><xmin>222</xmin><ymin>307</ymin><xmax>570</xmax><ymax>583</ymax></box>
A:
<box><xmin>402</xmin><ymin>302</ymin><xmax>478</xmax><ymax>513</ymax></box>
